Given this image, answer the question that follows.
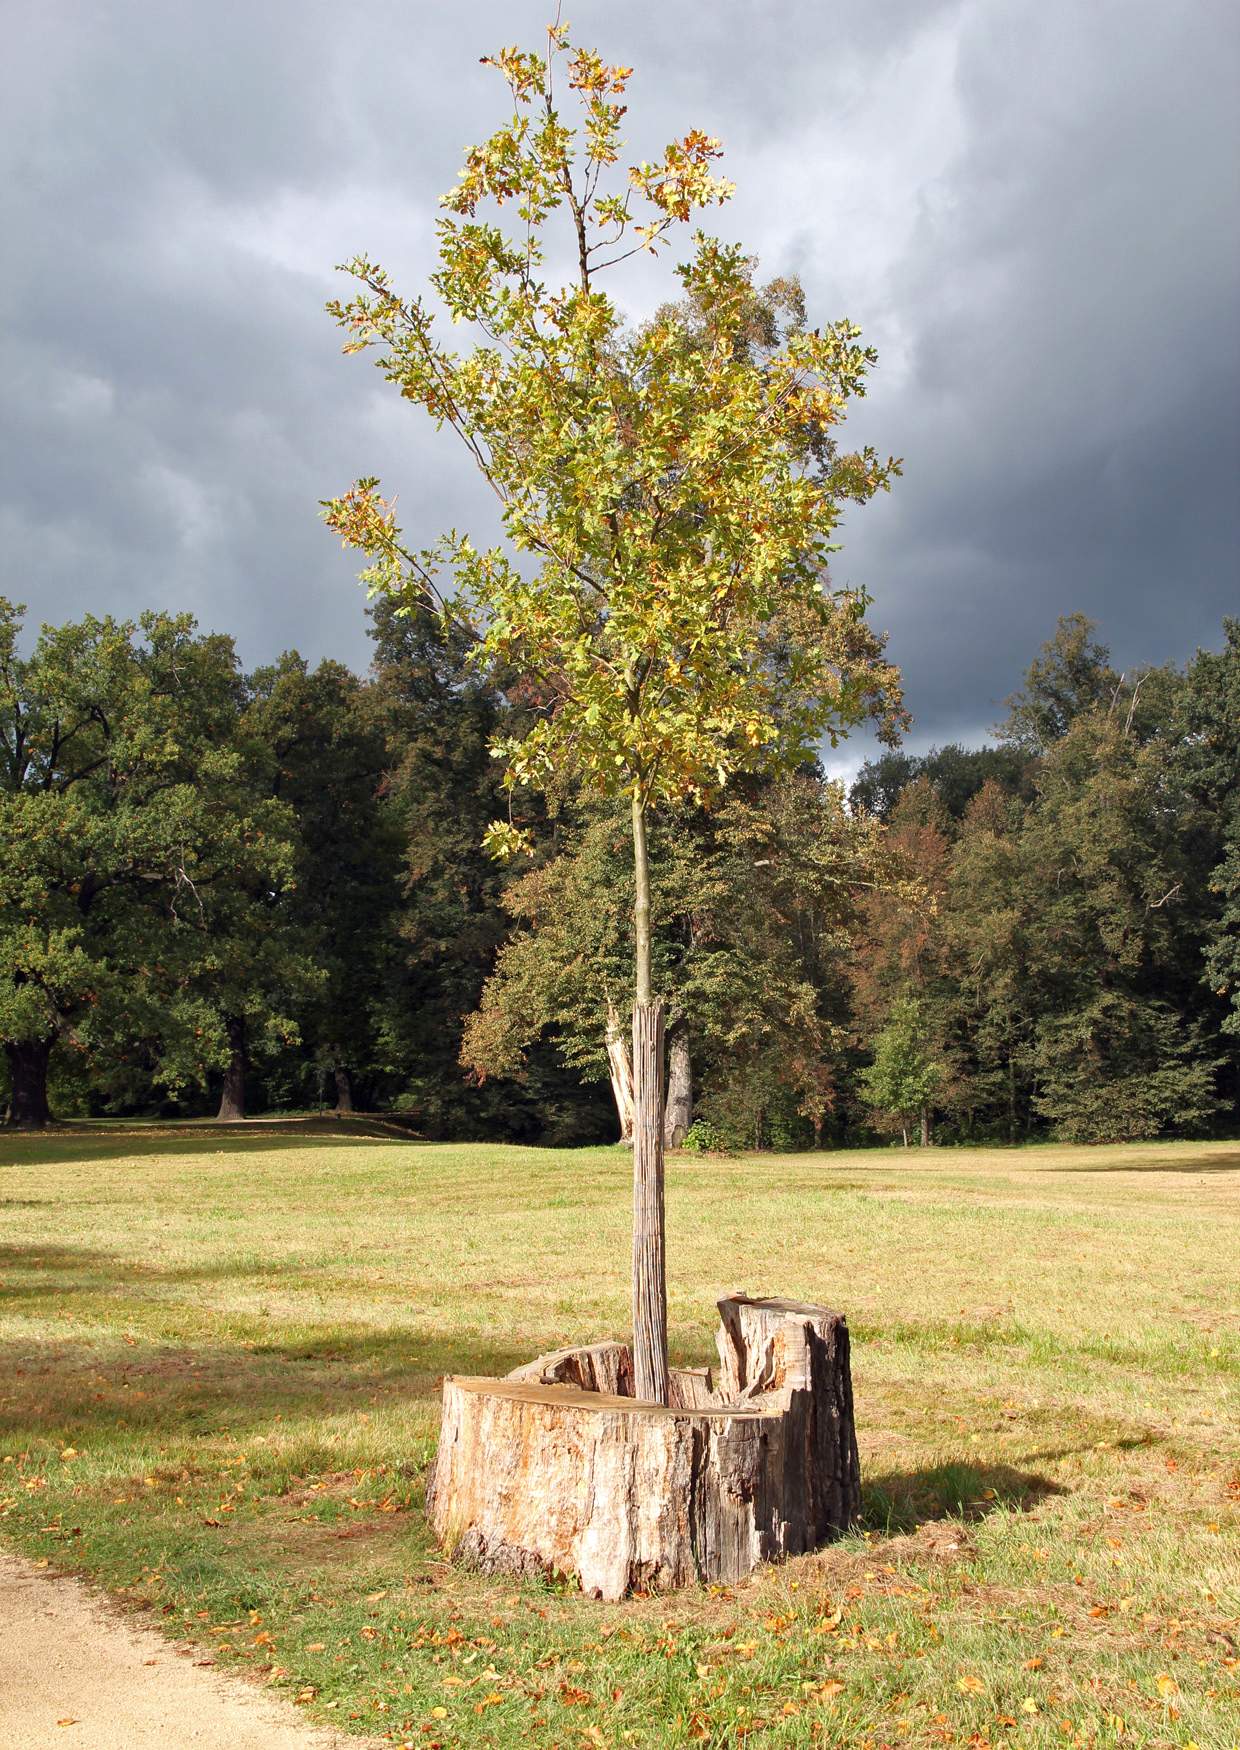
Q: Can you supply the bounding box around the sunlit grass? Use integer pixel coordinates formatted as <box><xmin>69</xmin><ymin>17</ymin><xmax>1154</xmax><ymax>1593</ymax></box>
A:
<box><xmin>1</xmin><ymin>1127</ymin><xmax>1237</xmax><ymax>1746</ymax></box>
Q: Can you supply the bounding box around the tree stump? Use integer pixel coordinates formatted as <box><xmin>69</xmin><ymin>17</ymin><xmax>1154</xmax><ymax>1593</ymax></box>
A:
<box><xmin>426</xmin><ymin>1295</ymin><xmax>860</xmax><ymax>1600</ymax></box>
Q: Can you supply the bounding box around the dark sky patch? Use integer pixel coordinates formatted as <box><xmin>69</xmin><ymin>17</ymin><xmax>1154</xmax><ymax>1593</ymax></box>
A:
<box><xmin>2</xmin><ymin>0</ymin><xmax>1236</xmax><ymax>771</ymax></box>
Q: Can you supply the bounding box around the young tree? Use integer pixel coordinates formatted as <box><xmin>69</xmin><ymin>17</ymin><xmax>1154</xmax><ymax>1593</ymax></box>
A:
<box><xmin>858</xmin><ymin>997</ymin><xmax>942</xmax><ymax>1146</ymax></box>
<box><xmin>326</xmin><ymin>31</ymin><xmax>901</xmax><ymax>1399</ymax></box>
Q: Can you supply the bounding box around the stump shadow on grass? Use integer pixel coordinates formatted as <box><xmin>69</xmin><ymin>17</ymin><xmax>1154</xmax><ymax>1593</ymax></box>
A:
<box><xmin>861</xmin><ymin>1458</ymin><xmax>1068</xmax><ymax>1535</ymax></box>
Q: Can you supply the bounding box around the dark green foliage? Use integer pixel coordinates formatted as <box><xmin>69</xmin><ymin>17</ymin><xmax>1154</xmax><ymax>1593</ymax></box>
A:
<box><xmin>1171</xmin><ymin>620</ymin><xmax>1240</xmax><ymax>1039</ymax></box>
<box><xmin>851</xmin><ymin>742</ymin><xmax>1031</xmax><ymax>822</ymax></box>
<box><xmin>462</xmin><ymin>770</ymin><xmax>892</xmax><ymax>1146</ymax></box>
<box><xmin>1032</xmin><ymin>992</ymin><xmax>1220</xmax><ymax>1143</ymax></box>
<box><xmin>856</xmin><ymin>617</ymin><xmax>1235</xmax><ymax>1147</ymax></box>
<box><xmin>0</xmin><ymin>601</ymin><xmax>301</xmax><ymax>1123</ymax></box>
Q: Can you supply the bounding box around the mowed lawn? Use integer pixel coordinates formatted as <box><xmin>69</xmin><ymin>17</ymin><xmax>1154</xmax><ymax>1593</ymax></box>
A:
<box><xmin>0</xmin><ymin>1127</ymin><xmax>1236</xmax><ymax>1748</ymax></box>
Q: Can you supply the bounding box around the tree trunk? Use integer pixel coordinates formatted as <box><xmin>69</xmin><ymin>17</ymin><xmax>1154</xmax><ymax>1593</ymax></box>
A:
<box><xmin>901</xmin><ymin>1124</ymin><xmax>909</xmax><ymax>1148</ymax></box>
<box><xmin>663</xmin><ymin>1023</ymin><xmax>692</xmax><ymax>1149</ymax></box>
<box><xmin>631</xmin><ymin>794</ymin><xmax>669</xmax><ymax>1405</ymax></box>
<box><xmin>333</xmin><ymin>1064</ymin><xmax>354</xmax><ymax>1114</ymax></box>
<box><xmin>605</xmin><ymin>1005</ymin><xmax>635</xmax><ymax>1143</ymax></box>
<box><xmin>216</xmin><ymin>1017</ymin><xmax>247</xmax><ymax>1122</ymax></box>
<box><xmin>5</xmin><ymin>1039</ymin><xmax>52</xmax><ymax>1127</ymax></box>
<box><xmin>428</xmin><ymin>1295</ymin><xmax>861</xmax><ymax>1600</ymax></box>
<box><xmin>632</xmin><ymin>998</ymin><xmax>668</xmax><ymax>1403</ymax></box>
<box><xmin>920</xmin><ymin>1104</ymin><xmax>930</xmax><ymax>1147</ymax></box>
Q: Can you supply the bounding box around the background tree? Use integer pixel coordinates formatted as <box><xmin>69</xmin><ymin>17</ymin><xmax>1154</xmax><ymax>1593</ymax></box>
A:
<box><xmin>851</xmin><ymin>742</ymin><xmax>1030</xmax><ymax>823</ymax></box>
<box><xmin>0</xmin><ymin>603</ymin><xmax>295</xmax><ymax>1125</ymax></box>
<box><xmin>326</xmin><ymin>30</ymin><xmax>902</xmax><ymax>1399</ymax></box>
<box><xmin>853</xmin><ymin>618</ymin><xmax>1229</xmax><ymax>1145</ymax></box>
<box><xmin>1173</xmin><ymin>621</ymin><xmax>1240</xmax><ymax>1048</ymax></box>
<box><xmin>463</xmin><ymin>770</ymin><xmax>892</xmax><ymax>1149</ymax></box>
<box><xmin>242</xmin><ymin>651</ymin><xmax>400</xmax><ymax>1114</ymax></box>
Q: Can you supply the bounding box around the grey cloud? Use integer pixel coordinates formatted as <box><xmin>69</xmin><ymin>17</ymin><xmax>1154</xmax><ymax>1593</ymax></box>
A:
<box><xmin>1</xmin><ymin>0</ymin><xmax>1235</xmax><ymax>741</ymax></box>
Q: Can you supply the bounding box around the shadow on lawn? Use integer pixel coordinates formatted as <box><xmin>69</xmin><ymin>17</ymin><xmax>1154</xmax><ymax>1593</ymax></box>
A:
<box><xmin>1056</xmin><ymin>1151</ymin><xmax>1240</xmax><ymax>1174</ymax></box>
<box><xmin>0</xmin><ymin>1323</ymin><xmax>531</xmax><ymax>1451</ymax></box>
<box><xmin>0</xmin><ymin>1116</ymin><xmax>425</xmax><ymax>1169</ymax></box>
<box><xmin>861</xmin><ymin>1458</ymin><xmax>1068</xmax><ymax>1534</ymax></box>
<box><xmin>0</xmin><ymin>1239</ymin><xmax>532</xmax><ymax>1450</ymax></box>
<box><xmin>0</xmin><ymin>1241</ymin><xmax>373</xmax><ymax>1296</ymax></box>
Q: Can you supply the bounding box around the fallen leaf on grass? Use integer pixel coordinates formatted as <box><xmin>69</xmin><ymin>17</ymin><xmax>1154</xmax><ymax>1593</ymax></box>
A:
<box><xmin>956</xmin><ymin>1675</ymin><xmax>985</xmax><ymax>1695</ymax></box>
<box><xmin>1155</xmin><ymin>1673</ymin><xmax>1179</xmax><ymax>1698</ymax></box>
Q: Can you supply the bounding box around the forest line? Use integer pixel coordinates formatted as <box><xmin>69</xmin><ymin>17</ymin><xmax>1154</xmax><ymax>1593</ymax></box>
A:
<box><xmin>2</xmin><ymin>598</ymin><xmax>1236</xmax><ymax>1144</ymax></box>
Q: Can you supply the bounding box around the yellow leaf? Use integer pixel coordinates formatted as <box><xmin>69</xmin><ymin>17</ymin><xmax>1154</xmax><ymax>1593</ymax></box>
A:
<box><xmin>956</xmin><ymin>1674</ymin><xmax>985</xmax><ymax>1694</ymax></box>
<box><xmin>1021</xmin><ymin>1697</ymin><xmax>1039</xmax><ymax>1714</ymax></box>
<box><xmin>1155</xmin><ymin>1672</ymin><xmax>1179</xmax><ymax>1698</ymax></box>
<box><xmin>431</xmin><ymin>1705</ymin><xmax>448</xmax><ymax>1719</ymax></box>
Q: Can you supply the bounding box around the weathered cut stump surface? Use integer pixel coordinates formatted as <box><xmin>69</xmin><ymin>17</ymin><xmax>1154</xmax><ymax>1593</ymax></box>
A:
<box><xmin>427</xmin><ymin>1295</ymin><xmax>860</xmax><ymax>1599</ymax></box>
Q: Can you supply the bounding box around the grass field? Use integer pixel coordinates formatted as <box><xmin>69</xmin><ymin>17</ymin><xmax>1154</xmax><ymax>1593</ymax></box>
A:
<box><xmin>1</xmin><ymin>1125</ymin><xmax>1237</xmax><ymax>1748</ymax></box>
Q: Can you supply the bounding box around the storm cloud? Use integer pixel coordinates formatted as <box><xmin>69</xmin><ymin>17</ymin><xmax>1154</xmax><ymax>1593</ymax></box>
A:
<box><xmin>2</xmin><ymin>0</ymin><xmax>1237</xmax><ymax>763</ymax></box>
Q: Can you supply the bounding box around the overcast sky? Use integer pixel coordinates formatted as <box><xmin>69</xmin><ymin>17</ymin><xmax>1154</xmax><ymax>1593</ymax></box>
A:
<box><xmin>2</xmin><ymin>0</ymin><xmax>1237</xmax><ymax>771</ymax></box>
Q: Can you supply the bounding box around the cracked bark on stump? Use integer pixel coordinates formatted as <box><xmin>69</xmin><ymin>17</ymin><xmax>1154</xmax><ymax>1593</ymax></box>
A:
<box><xmin>427</xmin><ymin>1294</ymin><xmax>860</xmax><ymax>1599</ymax></box>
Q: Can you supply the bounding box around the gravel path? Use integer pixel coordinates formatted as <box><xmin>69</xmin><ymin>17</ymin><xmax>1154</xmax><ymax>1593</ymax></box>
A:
<box><xmin>0</xmin><ymin>1550</ymin><xmax>381</xmax><ymax>1749</ymax></box>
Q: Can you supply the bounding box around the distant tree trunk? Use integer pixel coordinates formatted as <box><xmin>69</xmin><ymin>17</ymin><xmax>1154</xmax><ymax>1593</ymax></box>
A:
<box><xmin>631</xmin><ymin>794</ymin><xmax>669</xmax><ymax>1406</ymax></box>
<box><xmin>605</xmin><ymin>1005</ymin><xmax>635</xmax><ymax>1144</ymax></box>
<box><xmin>216</xmin><ymin>1018</ymin><xmax>247</xmax><ymax>1122</ymax></box>
<box><xmin>901</xmin><ymin>1123</ymin><xmax>909</xmax><ymax>1148</ymax></box>
<box><xmin>920</xmin><ymin>1104</ymin><xmax>930</xmax><ymax>1147</ymax></box>
<box><xmin>663</xmin><ymin>1024</ymin><xmax>692</xmax><ymax>1150</ymax></box>
<box><xmin>5</xmin><ymin>1039</ymin><xmax>52</xmax><ymax>1128</ymax></box>
<box><xmin>333</xmin><ymin>1064</ymin><xmax>354</xmax><ymax>1113</ymax></box>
